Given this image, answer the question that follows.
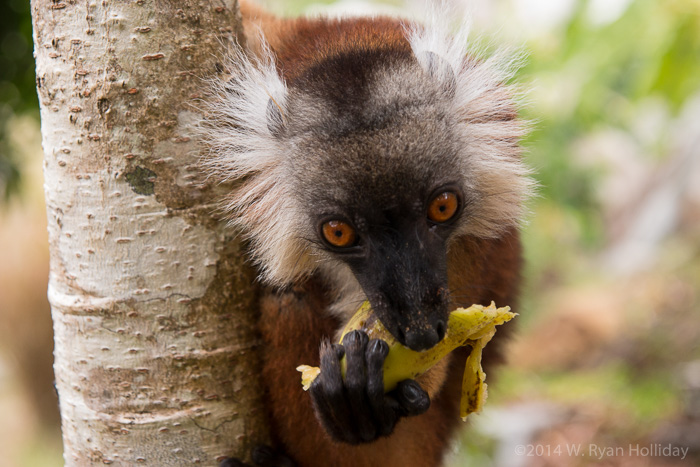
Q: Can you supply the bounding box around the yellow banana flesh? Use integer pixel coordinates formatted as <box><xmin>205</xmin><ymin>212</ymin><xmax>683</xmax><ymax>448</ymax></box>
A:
<box><xmin>297</xmin><ymin>301</ymin><xmax>515</xmax><ymax>420</ymax></box>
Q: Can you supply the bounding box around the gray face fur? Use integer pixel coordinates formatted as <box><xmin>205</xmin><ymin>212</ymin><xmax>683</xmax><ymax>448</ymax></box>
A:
<box><xmin>286</xmin><ymin>60</ymin><xmax>463</xmax><ymax>232</ymax></box>
<box><xmin>198</xmin><ymin>10</ymin><xmax>534</xmax><ymax>332</ymax></box>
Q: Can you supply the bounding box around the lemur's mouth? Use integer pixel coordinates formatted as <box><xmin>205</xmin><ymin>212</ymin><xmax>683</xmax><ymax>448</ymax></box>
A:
<box><xmin>344</xmin><ymin>301</ymin><xmax>447</xmax><ymax>352</ymax></box>
<box><xmin>358</xmin><ymin>285</ymin><xmax>450</xmax><ymax>352</ymax></box>
<box><xmin>363</xmin><ymin>300</ymin><xmax>447</xmax><ymax>352</ymax></box>
<box><xmin>385</xmin><ymin>318</ymin><xmax>446</xmax><ymax>352</ymax></box>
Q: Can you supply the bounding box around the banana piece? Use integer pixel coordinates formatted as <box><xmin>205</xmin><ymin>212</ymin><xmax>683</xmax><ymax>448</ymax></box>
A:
<box><xmin>297</xmin><ymin>301</ymin><xmax>515</xmax><ymax>420</ymax></box>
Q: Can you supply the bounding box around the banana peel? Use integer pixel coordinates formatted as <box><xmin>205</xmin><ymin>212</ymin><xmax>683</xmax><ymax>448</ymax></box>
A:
<box><xmin>297</xmin><ymin>301</ymin><xmax>515</xmax><ymax>420</ymax></box>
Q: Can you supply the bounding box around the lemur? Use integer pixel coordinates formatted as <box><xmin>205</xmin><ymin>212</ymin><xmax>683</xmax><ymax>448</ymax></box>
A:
<box><xmin>200</xmin><ymin>1</ymin><xmax>532</xmax><ymax>466</ymax></box>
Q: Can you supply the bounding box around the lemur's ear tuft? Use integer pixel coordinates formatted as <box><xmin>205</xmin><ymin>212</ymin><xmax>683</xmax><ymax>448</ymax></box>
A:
<box><xmin>417</xmin><ymin>51</ymin><xmax>456</xmax><ymax>98</ymax></box>
<box><xmin>266</xmin><ymin>97</ymin><xmax>286</xmax><ymax>137</ymax></box>
<box><xmin>196</xmin><ymin>38</ymin><xmax>313</xmax><ymax>286</ymax></box>
<box><xmin>406</xmin><ymin>6</ymin><xmax>535</xmax><ymax>238</ymax></box>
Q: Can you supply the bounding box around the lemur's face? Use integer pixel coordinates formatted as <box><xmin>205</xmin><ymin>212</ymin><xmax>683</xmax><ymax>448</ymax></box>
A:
<box><xmin>309</xmin><ymin>177</ymin><xmax>463</xmax><ymax>351</ymax></box>
<box><xmin>285</xmin><ymin>70</ymin><xmax>467</xmax><ymax>351</ymax></box>
<box><xmin>200</xmin><ymin>29</ymin><xmax>531</xmax><ymax>350</ymax></box>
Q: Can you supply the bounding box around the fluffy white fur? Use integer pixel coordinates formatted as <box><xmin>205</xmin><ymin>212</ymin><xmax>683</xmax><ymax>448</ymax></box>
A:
<box><xmin>406</xmin><ymin>5</ymin><xmax>535</xmax><ymax>239</ymax></box>
<box><xmin>198</xmin><ymin>41</ymin><xmax>314</xmax><ymax>285</ymax></box>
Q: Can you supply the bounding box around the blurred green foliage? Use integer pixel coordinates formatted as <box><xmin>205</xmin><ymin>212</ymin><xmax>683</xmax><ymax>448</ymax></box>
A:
<box><xmin>0</xmin><ymin>0</ymin><xmax>38</xmax><ymax>202</ymax></box>
<box><xmin>455</xmin><ymin>1</ymin><xmax>700</xmax><ymax>464</ymax></box>
<box><xmin>497</xmin><ymin>363</ymin><xmax>680</xmax><ymax>428</ymax></box>
<box><xmin>262</xmin><ymin>0</ymin><xmax>336</xmax><ymax>15</ymax></box>
<box><xmin>520</xmin><ymin>0</ymin><xmax>700</xmax><ymax>248</ymax></box>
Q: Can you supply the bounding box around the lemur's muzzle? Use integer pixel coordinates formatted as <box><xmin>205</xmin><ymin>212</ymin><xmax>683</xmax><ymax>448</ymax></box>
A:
<box><xmin>354</xmin><ymin>226</ymin><xmax>450</xmax><ymax>352</ymax></box>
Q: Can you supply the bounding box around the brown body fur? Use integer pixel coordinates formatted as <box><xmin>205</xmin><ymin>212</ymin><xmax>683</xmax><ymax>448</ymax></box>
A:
<box><xmin>241</xmin><ymin>3</ymin><xmax>407</xmax><ymax>84</ymax></box>
<box><xmin>238</xmin><ymin>3</ymin><xmax>523</xmax><ymax>466</ymax></box>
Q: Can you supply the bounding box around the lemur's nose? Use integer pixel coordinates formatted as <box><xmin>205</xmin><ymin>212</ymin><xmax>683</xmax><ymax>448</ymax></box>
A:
<box><xmin>436</xmin><ymin>320</ymin><xmax>446</xmax><ymax>340</ymax></box>
<box><xmin>404</xmin><ymin>324</ymin><xmax>443</xmax><ymax>351</ymax></box>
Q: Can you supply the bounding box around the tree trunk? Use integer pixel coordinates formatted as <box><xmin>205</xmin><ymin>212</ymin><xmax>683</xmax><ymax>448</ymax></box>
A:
<box><xmin>31</xmin><ymin>0</ymin><xmax>269</xmax><ymax>464</ymax></box>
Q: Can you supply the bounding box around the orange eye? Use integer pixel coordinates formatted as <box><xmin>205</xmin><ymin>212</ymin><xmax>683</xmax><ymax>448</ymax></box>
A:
<box><xmin>322</xmin><ymin>220</ymin><xmax>357</xmax><ymax>248</ymax></box>
<box><xmin>428</xmin><ymin>192</ymin><xmax>459</xmax><ymax>223</ymax></box>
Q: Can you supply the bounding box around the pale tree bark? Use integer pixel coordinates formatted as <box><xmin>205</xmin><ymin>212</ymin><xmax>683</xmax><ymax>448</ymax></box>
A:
<box><xmin>32</xmin><ymin>0</ymin><xmax>269</xmax><ymax>465</ymax></box>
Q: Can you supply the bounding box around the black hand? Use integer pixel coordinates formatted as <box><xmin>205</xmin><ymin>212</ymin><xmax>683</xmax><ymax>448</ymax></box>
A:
<box><xmin>309</xmin><ymin>330</ymin><xmax>430</xmax><ymax>444</ymax></box>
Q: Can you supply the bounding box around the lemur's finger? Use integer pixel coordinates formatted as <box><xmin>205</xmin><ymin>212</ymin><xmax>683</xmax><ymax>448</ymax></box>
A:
<box><xmin>310</xmin><ymin>339</ymin><xmax>359</xmax><ymax>443</ymax></box>
<box><xmin>393</xmin><ymin>379</ymin><xmax>430</xmax><ymax>417</ymax></box>
<box><xmin>342</xmin><ymin>330</ymin><xmax>377</xmax><ymax>442</ymax></box>
<box><xmin>365</xmin><ymin>338</ymin><xmax>400</xmax><ymax>436</ymax></box>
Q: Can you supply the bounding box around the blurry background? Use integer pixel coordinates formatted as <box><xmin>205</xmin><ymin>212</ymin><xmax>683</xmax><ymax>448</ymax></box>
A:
<box><xmin>1</xmin><ymin>0</ymin><xmax>698</xmax><ymax>465</ymax></box>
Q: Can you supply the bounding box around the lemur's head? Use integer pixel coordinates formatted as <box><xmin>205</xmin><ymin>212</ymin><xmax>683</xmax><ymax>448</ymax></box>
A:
<box><xmin>200</xmin><ymin>16</ymin><xmax>532</xmax><ymax>351</ymax></box>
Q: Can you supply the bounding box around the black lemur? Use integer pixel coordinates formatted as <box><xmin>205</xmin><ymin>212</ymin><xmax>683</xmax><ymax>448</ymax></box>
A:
<box><xmin>200</xmin><ymin>2</ymin><xmax>533</xmax><ymax>465</ymax></box>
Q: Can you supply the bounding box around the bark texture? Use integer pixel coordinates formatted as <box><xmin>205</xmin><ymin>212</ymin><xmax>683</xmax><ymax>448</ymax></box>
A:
<box><xmin>32</xmin><ymin>0</ymin><xmax>269</xmax><ymax>464</ymax></box>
